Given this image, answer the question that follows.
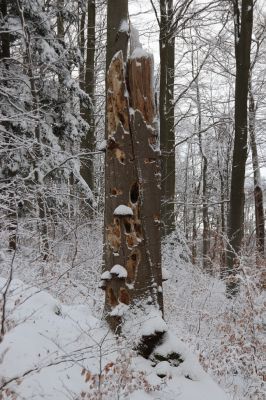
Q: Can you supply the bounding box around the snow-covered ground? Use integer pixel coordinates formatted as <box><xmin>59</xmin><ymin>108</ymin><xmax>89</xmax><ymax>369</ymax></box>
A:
<box><xmin>0</xmin><ymin>277</ymin><xmax>227</xmax><ymax>399</ymax></box>
<box><xmin>0</xmin><ymin>221</ymin><xmax>264</xmax><ymax>399</ymax></box>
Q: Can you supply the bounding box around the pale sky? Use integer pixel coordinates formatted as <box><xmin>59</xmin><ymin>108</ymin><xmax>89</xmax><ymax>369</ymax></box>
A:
<box><xmin>129</xmin><ymin>0</ymin><xmax>160</xmax><ymax>64</ymax></box>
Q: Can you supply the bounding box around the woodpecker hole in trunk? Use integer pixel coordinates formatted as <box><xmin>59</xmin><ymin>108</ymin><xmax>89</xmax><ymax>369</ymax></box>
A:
<box><xmin>130</xmin><ymin>182</ymin><xmax>139</xmax><ymax>204</ymax></box>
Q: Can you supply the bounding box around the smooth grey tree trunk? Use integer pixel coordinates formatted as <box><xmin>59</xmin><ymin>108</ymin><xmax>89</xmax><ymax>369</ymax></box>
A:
<box><xmin>159</xmin><ymin>0</ymin><xmax>175</xmax><ymax>236</ymax></box>
<box><xmin>80</xmin><ymin>0</ymin><xmax>96</xmax><ymax>192</ymax></box>
<box><xmin>226</xmin><ymin>0</ymin><xmax>253</xmax><ymax>295</ymax></box>
<box><xmin>248</xmin><ymin>83</ymin><xmax>265</xmax><ymax>259</ymax></box>
<box><xmin>194</xmin><ymin>75</ymin><xmax>210</xmax><ymax>271</ymax></box>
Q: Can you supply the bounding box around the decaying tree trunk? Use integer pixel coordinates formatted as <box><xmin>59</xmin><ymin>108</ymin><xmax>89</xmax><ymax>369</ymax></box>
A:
<box><xmin>102</xmin><ymin>6</ymin><xmax>164</xmax><ymax>357</ymax></box>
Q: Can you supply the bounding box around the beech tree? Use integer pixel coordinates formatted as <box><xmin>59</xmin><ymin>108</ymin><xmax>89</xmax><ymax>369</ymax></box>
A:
<box><xmin>248</xmin><ymin>15</ymin><xmax>265</xmax><ymax>260</ymax></box>
<box><xmin>79</xmin><ymin>0</ymin><xmax>96</xmax><ymax>192</ymax></box>
<box><xmin>249</xmin><ymin>81</ymin><xmax>265</xmax><ymax>258</ymax></box>
<box><xmin>226</xmin><ymin>0</ymin><xmax>253</xmax><ymax>295</ymax></box>
<box><xmin>101</xmin><ymin>0</ymin><xmax>164</xmax><ymax>357</ymax></box>
<box><xmin>159</xmin><ymin>0</ymin><xmax>176</xmax><ymax>236</ymax></box>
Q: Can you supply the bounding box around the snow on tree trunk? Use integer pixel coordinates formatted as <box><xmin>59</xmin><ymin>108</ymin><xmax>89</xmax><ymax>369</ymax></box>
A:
<box><xmin>102</xmin><ymin>45</ymin><xmax>164</xmax><ymax>356</ymax></box>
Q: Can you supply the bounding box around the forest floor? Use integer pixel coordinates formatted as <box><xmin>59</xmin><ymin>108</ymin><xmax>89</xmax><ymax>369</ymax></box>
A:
<box><xmin>0</xmin><ymin>219</ymin><xmax>264</xmax><ymax>399</ymax></box>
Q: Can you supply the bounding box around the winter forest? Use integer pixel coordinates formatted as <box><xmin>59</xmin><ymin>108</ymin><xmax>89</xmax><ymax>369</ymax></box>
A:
<box><xmin>0</xmin><ymin>0</ymin><xmax>265</xmax><ymax>399</ymax></box>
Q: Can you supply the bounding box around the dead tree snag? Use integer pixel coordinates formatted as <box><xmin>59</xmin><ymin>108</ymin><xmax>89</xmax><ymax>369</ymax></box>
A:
<box><xmin>103</xmin><ymin>37</ymin><xmax>164</xmax><ymax>354</ymax></box>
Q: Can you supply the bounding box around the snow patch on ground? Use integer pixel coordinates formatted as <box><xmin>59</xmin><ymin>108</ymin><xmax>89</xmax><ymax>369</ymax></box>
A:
<box><xmin>0</xmin><ymin>277</ymin><xmax>108</xmax><ymax>399</ymax></box>
<box><xmin>0</xmin><ymin>220</ymin><xmax>261</xmax><ymax>399</ymax></box>
<box><xmin>0</xmin><ymin>277</ymin><xmax>228</xmax><ymax>399</ymax></box>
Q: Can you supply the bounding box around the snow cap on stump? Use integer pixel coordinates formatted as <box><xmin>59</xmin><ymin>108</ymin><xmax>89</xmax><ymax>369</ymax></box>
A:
<box><xmin>110</xmin><ymin>264</ymin><xmax>128</xmax><ymax>278</ymax></box>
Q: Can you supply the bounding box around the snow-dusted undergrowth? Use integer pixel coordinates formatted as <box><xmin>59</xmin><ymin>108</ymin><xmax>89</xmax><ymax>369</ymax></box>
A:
<box><xmin>0</xmin><ymin>219</ymin><xmax>263</xmax><ymax>399</ymax></box>
<box><xmin>0</xmin><ymin>277</ymin><xmax>226</xmax><ymax>400</ymax></box>
<box><xmin>163</xmin><ymin>231</ymin><xmax>265</xmax><ymax>400</ymax></box>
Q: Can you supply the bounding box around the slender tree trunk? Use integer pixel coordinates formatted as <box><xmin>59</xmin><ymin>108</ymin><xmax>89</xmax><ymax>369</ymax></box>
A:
<box><xmin>200</xmin><ymin>142</ymin><xmax>210</xmax><ymax>270</ymax></box>
<box><xmin>249</xmin><ymin>82</ymin><xmax>265</xmax><ymax>258</ymax></box>
<box><xmin>8</xmin><ymin>193</ymin><xmax>17</xmax><ymax>251</ymax></box>
<box><xmin>218</xmin><ymin>164</ymin><xmax>226</xmax><ymax>274</ymax></box>
<box><xmin>79</xmin><ymin>5</ymin><xmax>86</xmax><ymax>91</ymax></box>
<box><xmin>0</xmin><ymin>0</ymin><xmax>10</xmax><ymax>60</ymax></box>
<box><xmin>226</xmin><ymin>0</ymin><xmax>253</xmax><ymax>295</ymax></box>
<box><xmin>80</xmin><ymin>0</ymin><xmax>96</xmax><ymax>191</ymax></box>
<box><xmin>159</xmin><ymin>0</ymin><xmax>175</xmax><ymax>236</ymax></box>
<box><xmin>195</xmin><ymin>77</ymin><xmax>210</xmax><ymax>271</ymax></box>
<box><xmin>183</xmin><ymin>144</ymin><xmax>190</xmax><ymax>240</ymax></box>
<box><xmin>191</xmin><ymin>149</ymin><xmax>201</xmax><ymax>264</ymax></box>
<box><xmin>57</xmin><ymin>0</ymin><xmax>64</xmax><ymax>43</ymax></box>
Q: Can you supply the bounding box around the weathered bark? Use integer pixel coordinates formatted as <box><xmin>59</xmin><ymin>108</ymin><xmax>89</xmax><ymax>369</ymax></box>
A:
<box><xmin>103</xmin><ymin>3</ymin><xmax>163</xmax><ymax>354</ymax></box>
<box><xmin>127</xmin><ymin>54</ymin><xmax>163</xmax><ymax>317</ymax></box>
<box><xmin>226</xmin><ymin>0</ymin><xmax>253</xmax><ymax>295</ymax></box>
<box><xmin>103</xmin><ymin>50</ymin><xmax>163</xmax><ymax>340</ymax></box>
<box><xmin>103</xmin><ymin>2</ymin><xmax>129</xmax><ymax>321</ymax></box>
<box><xmin>159</xmin><ymin>0</ymin><xmax>175</xmax><ymax>236</ymax></box>
<box><xmin>80</xmin><ymin>0</ymin><xmax>96</xmax><ymax>191</ymax></box>
<box><xmin>249</xmin><ymin>83</ymin><xmax>265</xmax><ymax>258</ymax></box>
